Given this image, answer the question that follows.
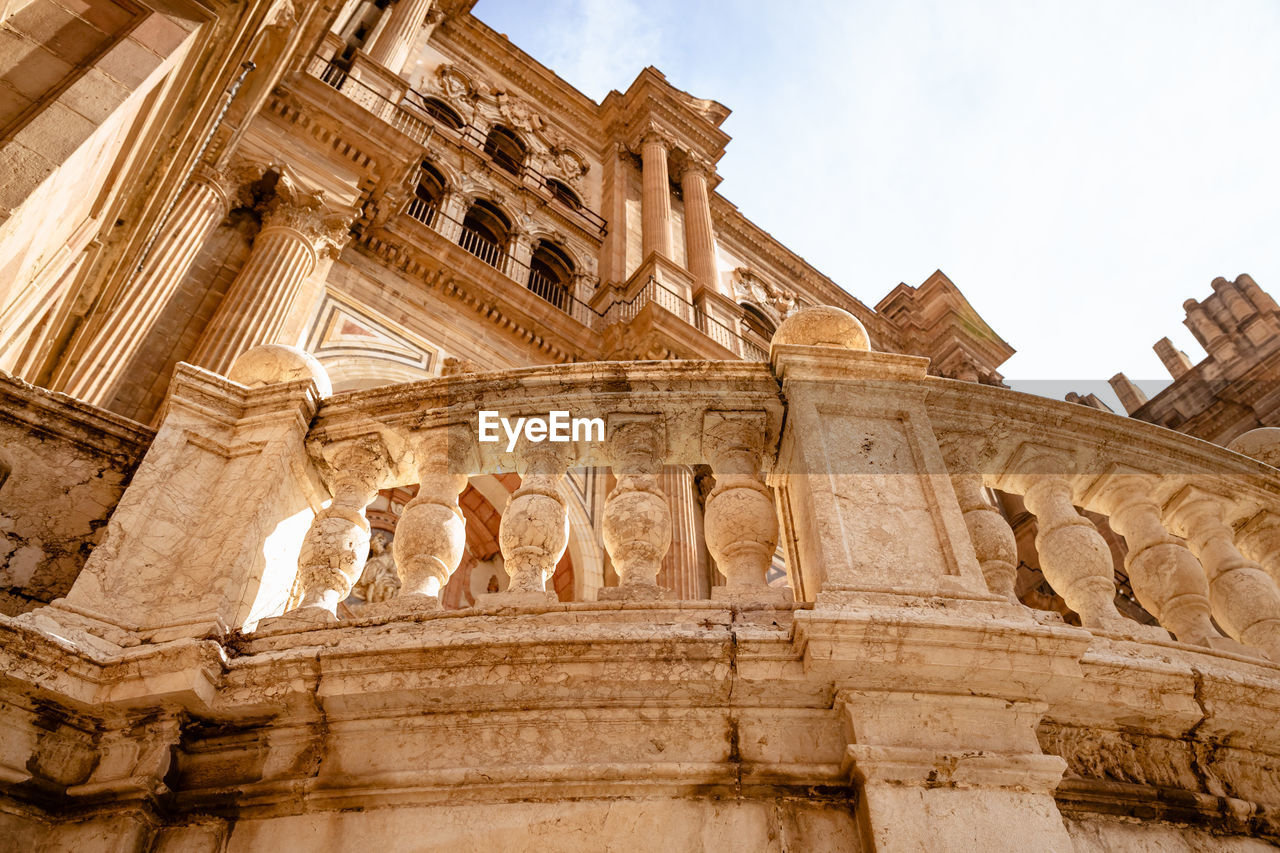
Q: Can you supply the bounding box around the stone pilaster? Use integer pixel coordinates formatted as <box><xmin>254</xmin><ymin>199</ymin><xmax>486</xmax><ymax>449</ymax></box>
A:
<box><xmin>191</xmin><ymin>179</ymin><xmax>350</xmax><ymax>376</ymax></box>
<box><xmin>60</xmin><ymin>165</ymin><xmax>233</xmax><ymax>405</ymax></box>
<box><xmin>680</xmin><ymin>156</ymin><xmax>721</xmax><ymax>296</ymax></box>
<box><xmin>365</xmin><ymin>0</ymin><xmax>434</xmax><ymax>75</ymax></box>
<box><xmin>657</xmin><ymin>465</ymin><xmax>710</xmax><ymax>598</ymax></box>
<box><xmin>639</xmin><ymin>129</ymin><xmax>673</xmax><ymax>261</ymax></box>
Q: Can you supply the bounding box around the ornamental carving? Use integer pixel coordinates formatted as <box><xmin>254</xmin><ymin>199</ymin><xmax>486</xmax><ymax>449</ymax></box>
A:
<box><xmin>263</xmin><ymin>174</ymin><xmax>354</xmax><ymax>255</ymax></box>
<box><xmin>732</xmin><ymin>268</ymin><xmax>799</xmax><ymax>320</ymax></box>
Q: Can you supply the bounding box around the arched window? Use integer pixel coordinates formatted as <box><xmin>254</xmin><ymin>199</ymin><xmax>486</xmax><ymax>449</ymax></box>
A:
<box><xmin>406</xmin><ymin>161</ymin><xmax>446</xmax><ymax>225</ymax></box>
<box><xmin>528</xmin><ymin>240</ymin><xmax>575</xmax><ymax>310</ymax></box>
<box><xmin>545</xmin><ymin>178</ymin><xmax>581</xmax><ymax>211</ymax></box>
<box><xmin>419</xmin><ymin>96</ymin><xmax>463</xmax><ymax>130</ymax></box>
<box><xmin>482</xmin><ymin>125</ymin><xmax>526</xmax><ymax>176</ymax></box>
<box><xmin>741</xmin><ymin>303</ymin><xmax>776</xmax><ymax>343</ymax></box>
<box><xmin>460</xmin><ymin>199</ymin><xmax>511</xmax><ymax>268</ymax></box>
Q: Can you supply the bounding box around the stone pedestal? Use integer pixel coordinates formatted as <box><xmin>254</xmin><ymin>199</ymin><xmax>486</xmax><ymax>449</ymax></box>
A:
<box><xmin>48</xmin><ymin>348</ymin><xmax>329</xmax><ymax>644</ymax></box>
<box><xmin>771</xmin><ymin>336</ymin><xmax>995</xmax><ymax>606</ymax></box>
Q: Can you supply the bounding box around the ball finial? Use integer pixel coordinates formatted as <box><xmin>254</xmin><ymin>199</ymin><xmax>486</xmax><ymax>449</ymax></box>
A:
<box><xmin>227</xmin><ymin>344</ymin><xmax>332</xmax><ymax>396</ymax></box>
<box><xmin>771</xmin><ymin>305</ymin><xmax>871</xmax><ymax>351</ymax></box>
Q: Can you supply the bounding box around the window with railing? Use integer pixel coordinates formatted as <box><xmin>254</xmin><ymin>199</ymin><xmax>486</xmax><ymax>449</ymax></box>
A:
<box><xmin>528</xmin><ymin>240</ymin><xmax>575</xmax><ymax>310</ymax></box>
<box><xmin>459</xmin><ymin>200</ymin><xmax>511</xmax><ymax>269</ymax></box>
<box><xmin>483</xmin><ymin>126</ymin><xmax>525</xmax><ymax>177</ymax></box>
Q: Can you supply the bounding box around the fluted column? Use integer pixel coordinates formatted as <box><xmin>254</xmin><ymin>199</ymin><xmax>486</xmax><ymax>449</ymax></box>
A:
<box><xmin>61</xmin><ymin>166</ymin><xmax>232</xmax><ymax>404</ymax></box>
<box><xmin>639</xmin><ymin>129</ymin><xmax>673</xmax><ymax>260</ymax></box>
<box><xmin>657</xmin><ymin>465</ymin><xmax>709</xmax><ymax>598</ymax></box>
<box><xmin>191</xmin><ymin>181</ymin><xmax>348</xmax><ymax>376</ymax></box>
<box><xmin>680</xmin><ymin>156</ymin><xmax>721</xmax><ymax>295</ymax></box>
<box><xmin>365</xmin><ymin>0</ymin><xmax>434</xmax><ymax>74</ymax></box>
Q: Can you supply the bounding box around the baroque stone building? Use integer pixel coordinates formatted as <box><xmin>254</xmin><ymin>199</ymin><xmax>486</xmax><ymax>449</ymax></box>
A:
<box><xmin>4</xmin><ymin>1</ymin><xmax>1280</xmax><ymax>851</ymax></box>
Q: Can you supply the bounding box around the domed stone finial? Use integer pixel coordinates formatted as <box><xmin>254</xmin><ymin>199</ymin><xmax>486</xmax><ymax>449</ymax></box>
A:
<box><xmin>771</xmin><ymin>305</ymin><xmax>871</xmax><ymax>352</ymax></box>
<box><xmin>227</xmin><ymin>344</ymin><xmax>332</xmax><ymax>396</ymax></box>
<box><xmin>1227</xmin><ymin>428</ymin><xmax>1280</xmax><ymax>468</ymax></box>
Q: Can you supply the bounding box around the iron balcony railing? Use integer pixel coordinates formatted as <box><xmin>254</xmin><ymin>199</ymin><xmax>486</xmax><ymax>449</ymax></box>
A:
<box><xmin>309</xmin><ymin>56</ymin><xmax>607</xmax><ymax>236</ymax></box>
<box><xmin>403</xmin><ymin>198</ymin><xmax>768</xmax><ymax>361</ymax></box>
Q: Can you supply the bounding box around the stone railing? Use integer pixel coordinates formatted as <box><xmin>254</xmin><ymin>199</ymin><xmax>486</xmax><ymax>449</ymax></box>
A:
<box><xmin>10</xmin><ymin>308</ymin><xmax>1280</xmax><ymax>849</ymax></box>
<box><xmin>39</xmin><ymin>307</ymin><xmax>1280</xmax><ymax>658</ymax></box>
<box><xmin>274</xmin><ymin>357</ymin><xmax>787</xmax><ymax>627</ymax></box>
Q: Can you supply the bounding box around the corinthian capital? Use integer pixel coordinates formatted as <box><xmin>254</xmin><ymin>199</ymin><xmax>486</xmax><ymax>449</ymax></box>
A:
<box><xmin>263</xmin><ymin>175</ymin><xmax>355</xmax><ymax>255</ymax></box>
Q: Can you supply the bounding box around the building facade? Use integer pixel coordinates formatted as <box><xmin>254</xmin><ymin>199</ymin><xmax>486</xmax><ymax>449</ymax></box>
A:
<box><xmin>3</xmin><ymin>1</ymin><xmax>1280</xmax><ymax>851</ymax></box>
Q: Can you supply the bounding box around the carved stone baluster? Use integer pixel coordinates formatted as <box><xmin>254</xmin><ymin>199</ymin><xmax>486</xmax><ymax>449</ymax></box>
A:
<box><xmin>1165</xmin><ymin>487</ymin><xmax>1280</xmax><ymax>660</ymax></box>
<box><xmin>1095</xmin><ymin>475</ymin><xmax>1236</xmax><ymax>649</ymax></box>
<box><xmin>288</xmin><ymin>436</ymin><xmax>389</xmax><ymax>622</ymax></box>
<box><xmin>1019</xmin><ymin>470</ymin><xmax>1135</xmax><ymax>633</ymax></box>
<box><xmin>1236</xmin><ymin>512</ymin><xmax>1280</xmax><ymax>590</ymax></box>
<box><xmin>493</xmin><ymin>438</ymin><xmax>569</xmax><ymax>605</ymax></box>
<box><xmin>702</xmin><ymin>411</ymin><xmax>789</xmax><ymax>603</ymax></box>
<box><xmin>380</xmin><ymin>428</ymin><xmax>470</xmax><ymax>613</ymax></box>
<box><xmin>951</xmin><ymin>471</ymin><xmax>1018</xmax><ymax>602</ymax></box>
<box><xmin>599</xmin><ymin>415</ymin><xmax>671</xmax><ymax>601</ymax></box>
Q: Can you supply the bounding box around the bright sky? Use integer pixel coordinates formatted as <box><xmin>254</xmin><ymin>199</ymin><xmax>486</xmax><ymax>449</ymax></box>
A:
<box><xmin>473</xmin><ymin>0</ymin><xmax>1280</xmax><ymax>407</ymax></box>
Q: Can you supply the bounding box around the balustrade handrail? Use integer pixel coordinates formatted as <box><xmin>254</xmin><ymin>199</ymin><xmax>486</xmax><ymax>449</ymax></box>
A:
<box><xmin>306</xmin><ymin>56</ymin><xmax>607</xmax><ymax>236</ymax></box>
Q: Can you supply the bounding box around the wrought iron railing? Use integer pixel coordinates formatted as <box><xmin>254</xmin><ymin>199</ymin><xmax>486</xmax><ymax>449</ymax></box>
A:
<box><xmin>308</xmin><ymin>56</ymin><xmax>607</xmax><ymax>236</ymax></box>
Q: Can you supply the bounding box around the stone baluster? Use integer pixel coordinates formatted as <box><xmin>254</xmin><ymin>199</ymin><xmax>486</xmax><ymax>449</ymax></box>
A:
<box><xmin>385</xmin><ymin>428</ymin><xmax>470</xmax><ymax>611</ymax></box>
<box><xmin>1017</xmin><ymin>468</ymin><xmax>1133</xmax><ymax>632</ymax></box>
<box><xmin>951</xmin><ymin>471</ymin><xmax>1018</xmax><ymax>602</ymax></box>
<box><xmin>289</xmin><ymin>436</ymin><xmax>390</xmax><ymax>622</ymax></box>
<box><xmin>1236</xmin><ymin>512</ymin><xmax>1280</xmax><ymax>589</ymax></box>
<box><xmin>639</xmin><ymin>128</ymin><xmax>673</xmax><ymax>261</ymax></box>
<box><xmin>365</xmin><ymin>0</ymin><xmax>434</xmax><ymax>74</ymax></box>
<box><xmin>599</xmin><ymin>415</ymin><xmax>671</xmax><ymax>600</ymax></box>
<box><xmin>60</xmin><ymin>165</ymin><xmax>233</xmax><ymax>405</ymax></box>
<box><xmin>494</xmin><ymin>437</ymin><xmax>569</xmax><ymax>604</ymax></box>
<box><xmin>1094</xmin><ymin>475</ymin><xmax>1230</xmax><ymax>648</ymax></box>
<box><xmin>1165</xmin><ymin>486</ymin><xmax>1280</xmax><ymax>660</ymax></box>
<box><xmin>680</xmin><ymin>155</ymin><xmax>721</xmax><ymax>295</ymax></box>
<box><xmin>191</xmin><ymin>176</ymin><xmax>350</xmax><ymax>376</ymax></box>
<box><xmin>702</xmin><ymin>411</ymin><xmax>788</xmax><ymax>603</ymax></box>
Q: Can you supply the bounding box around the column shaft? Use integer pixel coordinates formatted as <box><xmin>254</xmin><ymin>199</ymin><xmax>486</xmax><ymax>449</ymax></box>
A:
<box><xmin>365</xmin><ymin>0</ymin><xmax>433</xmax><ymax>74</ymax></box>
<box><xmin>191</xmin><ymin>227</ymin><xmax>317</xmax><ymax>375</ymax></box>
<box><xmin>657</xmin><ymin>465</ymin><xmax>710</xmax><ymax>598</ymax></box>
<box><xmin>61</xmin><ymin>169</ymin><xmax>229</xmax><ymax>404</ymax></box>
<box><xmin>640</xmin><ymin>134</ymin><xmax>673</xmax><ymax>260</ymax></box>
<box><xmin>681</xmin><ymin>165</ymin><xmax>720</xmax><ymax>294</ymax></box>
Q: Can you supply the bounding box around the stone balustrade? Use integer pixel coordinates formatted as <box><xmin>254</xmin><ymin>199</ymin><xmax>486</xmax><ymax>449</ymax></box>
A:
<box><xmin>13</xmin><ymin>309</ymin><xmax>1280</xmax><ymax>850</ymax></box>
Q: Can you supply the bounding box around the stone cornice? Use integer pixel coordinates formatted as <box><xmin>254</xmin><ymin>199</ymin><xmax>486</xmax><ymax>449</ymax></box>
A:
<box><xmin>0</xmin><ymin>371</ymin><xmax>154</xmax><ymax>461</ymax></box>
<box><xmin>436</xmin><ymin>14</ymin><xmax>601</xmax><ymax>140</ymax></box>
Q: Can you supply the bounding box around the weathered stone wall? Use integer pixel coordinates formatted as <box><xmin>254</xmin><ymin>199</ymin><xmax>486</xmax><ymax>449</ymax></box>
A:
<box><xmin>0</xmin><ymin>370</ymin><xmax>151</xmax><ymax>614</ymax></box>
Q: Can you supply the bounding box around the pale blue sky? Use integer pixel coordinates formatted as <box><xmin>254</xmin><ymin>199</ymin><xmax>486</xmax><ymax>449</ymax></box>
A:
<box><xmin>474</xmin><ymin>0</ymin><xmax>1280</xmax><ymax>405</ymax></box>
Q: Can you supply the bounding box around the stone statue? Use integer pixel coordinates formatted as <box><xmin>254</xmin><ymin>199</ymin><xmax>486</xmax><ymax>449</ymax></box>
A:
<box><xmin>352</xmin><ymin>532</ymin><xmax>400</xmax><ymax>603</ymax></box>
